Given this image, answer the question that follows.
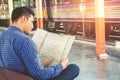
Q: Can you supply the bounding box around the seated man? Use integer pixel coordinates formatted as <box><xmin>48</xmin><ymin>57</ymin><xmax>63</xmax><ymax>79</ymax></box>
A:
<box><xmin>0</xmin><ymin>7</ymin><xmax>79</xmax><ymax>80</ymax></box>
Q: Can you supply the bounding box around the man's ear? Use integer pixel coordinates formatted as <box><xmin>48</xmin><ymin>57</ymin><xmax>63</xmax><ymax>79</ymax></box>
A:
<box><xmin>21</xmin><ymin>16</ymin><xmax>27</xmax><ymax>23</ymax></box>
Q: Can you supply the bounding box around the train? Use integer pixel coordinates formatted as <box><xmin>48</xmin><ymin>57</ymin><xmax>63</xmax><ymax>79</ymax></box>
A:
<box><xmin>45</xmin><ymin>0</ymin><xmax>120</xmax><ymax>40</ymax></box>
<box><xmin>0</xmin><ymin>0</ymin><xmax>120</xmax><ymax>40</ymax></box>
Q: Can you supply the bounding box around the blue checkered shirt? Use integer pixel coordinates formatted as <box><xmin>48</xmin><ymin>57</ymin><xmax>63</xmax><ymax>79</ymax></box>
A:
<box><xmin>0</xmin><ymin>26</ymin><xmax>63</xmax><ymax>80</ymax></box>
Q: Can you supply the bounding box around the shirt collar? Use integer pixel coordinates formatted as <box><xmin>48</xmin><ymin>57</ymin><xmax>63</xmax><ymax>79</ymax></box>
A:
<box><xmin>8</xmin><ymin>26</ymin><xmax>24</xmax><ymax>34</ymax></box>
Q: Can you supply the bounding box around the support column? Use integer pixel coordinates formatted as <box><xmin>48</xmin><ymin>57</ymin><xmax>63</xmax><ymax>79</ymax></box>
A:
<box><xmin>8</xmin><ymin>0</ymin><xmax>13</xmax><ymax>25</ymax></box>
<box><xmin>36</xmin><ymin>0</ymin><xmax>43</xmax><ymax>29</ymax></box>
<box><xmin>95</xmin><ymin>0</ymin><xmax>108</xmax><ymax>59</ymax></box>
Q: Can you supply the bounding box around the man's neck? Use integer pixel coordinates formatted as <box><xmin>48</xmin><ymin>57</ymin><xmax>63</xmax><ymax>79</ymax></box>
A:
<box><xmin>12</xmin><ymin>22</ymin><xmax>24</xmax><ymax>32</ymax></box>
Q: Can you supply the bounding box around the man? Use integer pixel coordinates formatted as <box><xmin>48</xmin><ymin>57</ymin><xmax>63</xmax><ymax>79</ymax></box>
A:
<box><xmin>0</xmin><ymin>7</ymin><xmax>79</xmax><ymax>80</ymax></box>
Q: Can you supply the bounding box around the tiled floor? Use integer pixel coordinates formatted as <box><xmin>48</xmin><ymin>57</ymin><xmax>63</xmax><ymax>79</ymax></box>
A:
<box><xmin>69</xmin><ymin>40</ymin><xmax>120</xmax><ymax>80</ymax></box>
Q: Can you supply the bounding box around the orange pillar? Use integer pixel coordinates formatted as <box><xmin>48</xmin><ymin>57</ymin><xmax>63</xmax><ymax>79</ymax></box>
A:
<box><xmin>36</xmin><ymin>18</ymin><xmax>43</xmax><ymax>29</ymax></box>
<box><xmin>36</xmin><ymin>0</ymin><xmax>43</xmax><ymax>29</ymax></box>
<box><xmin>95</xmin><ymin>18</ymin><xmax>105</xmax><ymax>56</ymax></box>
<box><xmin>8</xmin><ymin>0</ymin><xmax>13</xmax><ymax>25</ymax></box>
<box><xmin>95</xmin><ymin>0</ymin><xmax>108</xmax><ymax>58</ymax></box>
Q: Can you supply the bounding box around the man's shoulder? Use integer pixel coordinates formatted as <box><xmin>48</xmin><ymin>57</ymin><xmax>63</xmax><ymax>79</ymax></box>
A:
<box><xmin>15</xmin><ymin>32</ymin><xmax>32</xmax><ymax>42</ymax></box>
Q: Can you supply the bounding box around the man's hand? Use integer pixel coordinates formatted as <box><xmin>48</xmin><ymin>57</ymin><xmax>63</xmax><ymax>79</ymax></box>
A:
<box><xmin>60</xmin><ymin>58</ymin><xmax>69</xmax><ymax>70</ymax></box>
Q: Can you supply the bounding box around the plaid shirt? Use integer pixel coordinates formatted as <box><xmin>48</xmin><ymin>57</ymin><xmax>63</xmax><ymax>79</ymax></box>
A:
<box><xmin>0</xmin><ymin>26</ymin><xmax>63</xmax><ymax>80</ymax></box>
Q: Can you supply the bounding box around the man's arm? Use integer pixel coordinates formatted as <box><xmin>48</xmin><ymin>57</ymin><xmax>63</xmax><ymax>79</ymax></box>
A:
<box><xmin>19</xmin><ymin>38</ymin><xmax>64</xmax><ymax>80</ymax></box>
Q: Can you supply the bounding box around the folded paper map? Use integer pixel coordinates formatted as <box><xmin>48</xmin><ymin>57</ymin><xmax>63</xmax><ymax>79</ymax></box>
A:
<box><xmin>32</xmin><ymin>28</ymin><xmax>75</xmax><ymax>67</ymax></box>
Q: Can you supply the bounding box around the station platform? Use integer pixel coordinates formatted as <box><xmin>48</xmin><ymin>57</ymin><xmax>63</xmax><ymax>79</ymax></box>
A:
<box><xmin>1</xmin><ymin>27</ymin><xmax>120</xmax><ymax>80</ymax></box>
<box><xmin>70</xmin><ymin>40</ymin><xmax>120</xmax><ymax>80</ymax></box>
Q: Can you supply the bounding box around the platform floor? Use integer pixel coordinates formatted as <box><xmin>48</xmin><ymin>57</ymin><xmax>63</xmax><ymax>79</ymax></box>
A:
<box><xmin>69</xmin><ymin>40</ymin><xmax>120</xmax><ymax>80</ymax></box>
<box><xmin>1</xmin><ymin>27</ymin><xmax>120</xmax><ymax>80</ymax></box>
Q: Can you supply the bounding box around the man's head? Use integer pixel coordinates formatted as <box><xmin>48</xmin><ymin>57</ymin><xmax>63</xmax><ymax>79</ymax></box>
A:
<box><xmin>11</xmin><ymin>7</ymin><xmax>34</xmax><ymax>34</ymax></box>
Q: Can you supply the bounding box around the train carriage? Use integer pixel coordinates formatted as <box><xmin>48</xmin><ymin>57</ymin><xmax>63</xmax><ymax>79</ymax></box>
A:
<box><xmin>46</xmin><ymin>0</ymin><xmax>120</xmax><ymax>39</ymax></box>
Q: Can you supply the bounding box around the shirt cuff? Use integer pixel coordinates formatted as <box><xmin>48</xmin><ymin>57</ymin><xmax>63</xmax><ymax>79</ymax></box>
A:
<box><xmin>57</xmin><ymin>63</ymin><xmax>63</xmax><ymax>71</ymax></box>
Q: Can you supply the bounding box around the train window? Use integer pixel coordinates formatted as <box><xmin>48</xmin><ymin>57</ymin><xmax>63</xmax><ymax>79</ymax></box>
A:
<box><xmin>63</xmin><ymin>0</ymin><xmax>70</xmax><ymax>4</ymax></box>
<box><xmin>13</xmin><ymin>0</ymin><xmax>21</xmax><ymax>8</ymax></box>
<box><xmin>42</xmin><ymin>0</ymin><xmax>45</xmax><ymax>7</ymax></box>
<box><xmin>0</xmin><ymin>0</ymin><xmax>9</xmax><ymax>19</ymax></box>
<box><xmin>50</xmin><ymin>0</ymin><xmax>64</xmax><ymax>5</ymax></box>
<box><xmin>104</xmin><ymin>0</ymin><xmax>112</xmax><ymax>1</ymax></box>
<box><xmin>13</xmin><ymin>0</ymin><xmax>35</xmax><ymax>8</ymax></box>
<box><xmin>86</xmin><ymin>0</ymin><xmax>94</xmax><ymax>2</ymax></box>
<box><xmin>51</xmin><ymin>0</ymin><xmax>55</xmax><ymax>6</ymax></box>
<box><xmin>50</xmin><ymin>0</ymin><xmax>65</xmax><ymax>6</ymax></box>
<box><xmin>0</xmin><ymin>0</ymin><xmax>8</xmax><ymax>4</ymax></box>
<box><xmin>57</xmin><ymin>0</ymin><xmax>64</xmax><ymax>5</ymax></box>
<box><xmin>28</xmin><ymin>0</ymin><xmax>35</xmax><ymax>8</ymax></box>
<box><xmin>85</xmin><ymin>0</ymin><xmax>113</xmax><ymax>2</ymax></box>
<box><xmin>63</xmin><ymin>0</ymin><xmax>80</xmax><ymax>4</ymax></box>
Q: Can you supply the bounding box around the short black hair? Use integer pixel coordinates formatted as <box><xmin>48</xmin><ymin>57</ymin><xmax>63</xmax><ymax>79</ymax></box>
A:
<box><xmin>11</xmin><ymin>6</ymin><xmax>34</xmax><ymax>22</ymax></box>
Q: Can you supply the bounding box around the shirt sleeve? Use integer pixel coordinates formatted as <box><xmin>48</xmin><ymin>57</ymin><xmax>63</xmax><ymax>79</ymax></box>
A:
<box><xmin>19</xmin><ymin>38</ymin><xmax>63</xmax><ymax>80</ymax></box>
